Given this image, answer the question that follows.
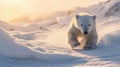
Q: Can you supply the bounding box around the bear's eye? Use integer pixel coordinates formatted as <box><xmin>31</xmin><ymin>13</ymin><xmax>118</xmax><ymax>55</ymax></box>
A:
<box><xmin>81</xmin><ymin>24</ymin><xmax>83</xmax><ymax>26</ymax></box>
<box><xmin>89</xmin><ymin>24</ymin><xmax>91</xmax><ymax>26</ymax></box>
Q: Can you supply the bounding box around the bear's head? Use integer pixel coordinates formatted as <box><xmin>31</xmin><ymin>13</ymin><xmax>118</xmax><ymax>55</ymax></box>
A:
<box><xmin>75</xmin><ymin>14</ymin><xmax>96</xmax><ymax>35</ymax></box>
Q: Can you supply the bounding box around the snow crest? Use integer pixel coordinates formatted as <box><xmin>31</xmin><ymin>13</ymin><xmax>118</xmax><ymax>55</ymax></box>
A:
<box><xmin>0</xmin><ymin>0</ymin><xmax>120</xmax><ymax>67</ymax></box>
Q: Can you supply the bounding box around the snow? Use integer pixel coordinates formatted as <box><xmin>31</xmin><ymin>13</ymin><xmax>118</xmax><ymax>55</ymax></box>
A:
<box><xmin>0</xmin><ymin>0</ymin><xmax>120</xmax><ymax>67</ymax></box>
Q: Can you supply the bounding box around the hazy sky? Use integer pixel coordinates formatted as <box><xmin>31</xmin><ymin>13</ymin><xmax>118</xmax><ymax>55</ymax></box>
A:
<box><xmin>0</xmin><ymin>0</ymin><xmax>107</xmax><ymax>21</ymax></box>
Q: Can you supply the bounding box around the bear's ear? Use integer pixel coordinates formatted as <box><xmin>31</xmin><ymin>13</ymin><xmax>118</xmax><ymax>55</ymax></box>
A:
<box><xmin>76</xmin><ymin>14</ymin><xmax>79</xmax><ymax>19</ymax></box>
<box><xmin>93</xmin><ymin>16</ymin><xmax>96</xmax><ymax>20</ymax></box>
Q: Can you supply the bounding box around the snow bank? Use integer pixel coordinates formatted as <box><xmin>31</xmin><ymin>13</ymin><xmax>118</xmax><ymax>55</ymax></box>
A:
<box><xmin>0</xmin><ymin>27</ymin><xmax>40</xmax><ymax>59</ymax></box>
<box><xmin>0</xmin><ymin>20</ymin><xmax>49</xmax><ymax>32</ymax></box>
<box><xmin>0</xmin><ymin>0</ymin><xmax>120</xmax><ymax>67</ymax></box>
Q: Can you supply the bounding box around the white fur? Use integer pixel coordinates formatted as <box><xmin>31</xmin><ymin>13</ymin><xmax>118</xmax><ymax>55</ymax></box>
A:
<box><xmin>67</xmin><ymin>13</ymin><xmax>98</xmax><ymax>50</ymax></box>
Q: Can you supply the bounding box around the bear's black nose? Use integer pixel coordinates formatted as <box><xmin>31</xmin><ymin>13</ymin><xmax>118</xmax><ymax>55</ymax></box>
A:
<box><xmin>84</xmin><ymin>31</ymin><xmax>88</xmax><ymax>35</ymax></box>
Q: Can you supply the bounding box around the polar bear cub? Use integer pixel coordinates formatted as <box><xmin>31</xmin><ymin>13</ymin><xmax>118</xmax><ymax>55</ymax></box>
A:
<box><xmin>67</xmin><ymin>13</ymin><xmax>98</xmax><ymax>50</ymax></box>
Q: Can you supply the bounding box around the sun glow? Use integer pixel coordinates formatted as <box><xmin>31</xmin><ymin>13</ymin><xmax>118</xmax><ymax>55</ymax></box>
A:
<box><xmin>1</xmin><ymin>0</ymin><xmax>21</xmax><ymax>4</ymax></box>
<box><xmin>0</xmin><ymin>0</ymin><xmax>26</xmax><ymax>21</ymax></box>
<box><xmin>0</xmin><ymin>0</ymin><xmax>107</xmax><ymax>22</ymax></box>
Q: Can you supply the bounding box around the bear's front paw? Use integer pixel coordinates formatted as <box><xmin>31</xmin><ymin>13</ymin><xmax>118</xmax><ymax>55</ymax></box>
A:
<box><xmin>83</xmin><ymin>45</ymin><xmax>92</xmax><ymax>50</ymax></box>
<box><xmin>69</xmin><ymin>41</ymin><xmax>80</xmax><ymax>48</ymax></box>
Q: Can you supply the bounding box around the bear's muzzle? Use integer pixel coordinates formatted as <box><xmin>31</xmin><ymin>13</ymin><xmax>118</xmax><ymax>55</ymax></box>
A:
<box><xmin>84</xmin><ymin>31</ymin><xmax>88</xmax><ymax>35</ymax></box>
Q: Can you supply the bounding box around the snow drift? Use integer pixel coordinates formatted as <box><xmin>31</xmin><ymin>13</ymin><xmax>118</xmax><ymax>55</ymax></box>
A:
<box><xmin>0</xmin><ymin>27</ymin><xmax>41</xmax><ymax>59</ymax></box>
<box><xmin>0</xmin><ymin>0</ymin><xmax>120</xmax><ymax>67</ymax></box>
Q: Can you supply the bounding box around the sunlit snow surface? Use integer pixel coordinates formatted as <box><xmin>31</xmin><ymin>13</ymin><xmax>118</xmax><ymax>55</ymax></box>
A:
<box><xmin>0</xmin><ymin>0</ymin><xmax>120</xmax><ymax>67</ymax></box>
